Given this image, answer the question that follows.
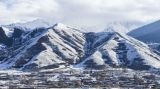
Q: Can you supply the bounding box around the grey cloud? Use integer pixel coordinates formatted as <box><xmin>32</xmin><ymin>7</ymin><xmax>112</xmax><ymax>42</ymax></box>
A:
<box><xmin>0</xmin><ymin>0</ymin><xmax>159</xmax><ymax>31</ymax></box>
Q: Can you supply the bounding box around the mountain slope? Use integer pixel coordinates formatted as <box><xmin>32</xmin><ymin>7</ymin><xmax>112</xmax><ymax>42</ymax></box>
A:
<box><xmin>128</xmin><ymin>20</ymin><xmax>160</xmax><ymax>43</ymax></box>
<box><xmin>0</xmin><ymin>23</ymin><xmax>86</xmax><ymax>70</ymax></box>
<box><xmin>77</xmin><ymin>32</ymin><xmax>160</xmax><ymax>70</ymax></box>
<box><xmin>0</xmin><ymin>22</ymin><xmax>160</xmax><ymax>71</ymax></box>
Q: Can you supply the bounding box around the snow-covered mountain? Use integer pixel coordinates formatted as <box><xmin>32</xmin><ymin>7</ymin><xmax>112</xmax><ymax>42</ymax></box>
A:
<box><xmin>11</xmin><ymin>19</ymin><xmax>50</xmax><ymax>29</ymax></box>
<box><xmin>76</xmin><ymin>31</ymin><xmax>160</xmax><ymax>70</ymax></box>
<box><xmin>104</xmin><ymin>23</ymin><xmax>128</xmax><ymax>33</ymax></box>
<box><xmin>128</xmin><ymin>20</ymin><xmax>160</xmax><ymax>43</ymax></box>
<box><xmin>104</xmin><ymin>22</ymin><xmax>139</xmax><ymax>34</ymax></box>
<box><xmin>0</xmin><ymin>23</ymin><xmax>86</xmax><ymax>70</ymax></box>
<box><xmin>0</xmin><ymin>22</ymin><xmax>160</xmax><ymax>71</ymax></box>
<box><xmin>2</xmin><ymin>19</ymin><xmax>51</xmax><ymax>32</ymax></box>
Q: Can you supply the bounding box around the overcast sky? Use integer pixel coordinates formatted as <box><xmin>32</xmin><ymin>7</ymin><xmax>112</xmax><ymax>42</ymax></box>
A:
<box><xmin>0</xmin><ymin>0</ymin><xmax>160</xmax><ymax>31</ymax></box>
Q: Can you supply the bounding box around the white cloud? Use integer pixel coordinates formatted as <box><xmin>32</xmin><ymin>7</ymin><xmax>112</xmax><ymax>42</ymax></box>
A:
<box><xmin>0</xmin><ymin>0</ymin><xmax>160</xmax><ymax>31</ymax></box>
<box><xmin>0</xmin><ymin>0</ymin><xmax>61</xmax><ymax>24</ymax></box>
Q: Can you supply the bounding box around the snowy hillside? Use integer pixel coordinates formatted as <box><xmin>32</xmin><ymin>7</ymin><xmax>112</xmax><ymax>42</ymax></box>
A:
<box><xmin>0</xmin><ymin>22</ymin><xmax>160</xmax><ymax>71</ymax></box>
<box><xmin>76</xmin><ymin>32</ymin><xmax>160</xmax><ymax>70</ymax></box>
<box><xmin>0</xmin><ymin>23</ymin><xmax>86</xmax><ymax>70</ymax></box>
<box><xmin>128</xmin><ymin>20</ymin><xmax>160</xmax><ymax>43</ymax></box>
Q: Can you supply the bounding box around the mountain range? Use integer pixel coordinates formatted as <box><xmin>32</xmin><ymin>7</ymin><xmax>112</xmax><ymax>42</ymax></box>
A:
<box><xmin>0</xmin><ymin>20</ymin><xmax>160</xmax><ymax>71</ymax></box>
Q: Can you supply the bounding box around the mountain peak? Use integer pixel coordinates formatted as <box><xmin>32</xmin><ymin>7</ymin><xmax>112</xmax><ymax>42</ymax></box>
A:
<box><xmin>53</xmin><ymin>23</ymin><xmax>68</xmax><ymax>30</ymax></box>
<box><xmin>128</xmin><ymin>20</ymin><xmax>160</xmax><ymax>43</ymax></box>
<box><xmin>104</xmin><ymin>22</ymin><xmax>130</xmax><ymax>34</ymax></box>
<box><xmin>4</xmin><ymin>19</ymin><xmax>50</xmax><ymax>30</ymax></box>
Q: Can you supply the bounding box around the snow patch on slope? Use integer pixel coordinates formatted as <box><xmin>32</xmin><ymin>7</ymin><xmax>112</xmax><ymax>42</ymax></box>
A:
<box><xmin>0</xmin><ymin>44</ymin><xmax>6</xmax><ymax>50</ymax></box>
<box><xmin>1</xmin><ymin>27</ymin><xmax>14</xmax><ymax>37</ymax></box>
<box><xmin>101</xmin><ymin>37</ymin><xmax>119</xmax><ymax>64</ymax></box>
<box><xmin>24</xmin><ymin>43</ymin><xmax>64</xmax><ymax>68</ymax></box>
<box><xmin>89</xmin><ymin>51</ymin><xmax>105</xmax><ymax>65</ymax></box>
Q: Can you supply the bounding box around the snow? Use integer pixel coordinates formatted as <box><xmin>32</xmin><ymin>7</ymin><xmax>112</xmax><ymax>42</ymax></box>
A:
<box><xmin>125</xmin><ymin>43</ymin><xmax>140</xmax><ymax>63</ymax></box>
<box><xmin>76</xmin><ymin>51</ymin><xmax>105</xmax><ymax>68</ymax></box>
<box><xmin>76</xmin><ymin>30</ymin><xmax>160</xmax><ymax>69</ymax></box>
<box><xmin>0</xmin><ymin>44</ymin><xmax>6</xmax><ymax>50</ymax></box>
<box><xmin>93</xmin><ymin>32</ymin><xmax>112</xmax><ymax>46</ymax></box>
<box><xmin>104</xmin><ymin>22</ymin><xmax>130</xmax><ymax>33</ymax></box>
<box><xmin>0</xmin><ymin>69</ymin><xmax>31</xmax><ymax>75</ymax></box>
<box><xmin>89</xmin><ymin>51</ymin><xmax>105</xmax><ymax>65</ymax></box>
<box><xmin>0</xmin><ymin>22</ymin><xmax>86</xmax><ymax>69</ymax></box>
<box><xmin>28</xmin><ymin>43</ymin><xmax>64</xmax><ymax>67</ymax></box>
<box><xmin>54</xmin><ymin>23</ymin><xmax>69</xmax><ymax>30</ymax></box>
<box><xmin>1</xmin><ymin>22</ymin><xmax>160</xmax><ymax>71</ymax></box>
<box><xmin>148</xmin><ymin>43</ymin><xmax>160</xmax><ymax>50</ymax></box>
<box><xmin>46</xmin><ymin>28</ymin><xmax>84</xmax><ymax>62</ymax></box>
<box><xmin>119</xmin><ymin>33</ymin><xmax>160</xmax><ymax>68</ymax></box>
<box><xmin>53</xmin><ymin>23</ymin><xmax>85</xmax><ymax>47</ymax></box>
<box><xmin>1</xmin><ymin>26</ymin><xmax>14</xmax><ymax>37</ymax></box>
<box><xmin>0</xmin><ymin>29</ymin><xmax>48</xmax><ymax>69</ymax></box>
<box><xmin>135</xmin><ymin>46</ymin><xmax>160</xmax><ymax>68</ymax></box>
<box><xmin>4</xmin><ymin>19</ymin><xmax>50</xmax><ymax>31</ymax></box>
<box><xmin>92</xmin><ymin>31</ymin><xmax>160</xmax><ymax>68</ymax></box>
<box><xmin>47</xmin><ymin>74</ymin><xmax>60</xmax><ymax>81</ymax></box>
<box><xmin>101</xmin><ymin>38</ymin><xmax>120</xmax><ymax>65</ymax></box>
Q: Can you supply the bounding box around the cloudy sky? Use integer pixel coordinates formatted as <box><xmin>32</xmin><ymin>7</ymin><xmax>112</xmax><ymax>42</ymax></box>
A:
<box><xmin>0</xmin><ymin>0</ymin><xmax>160</xmax><ymax>31</ymax></box>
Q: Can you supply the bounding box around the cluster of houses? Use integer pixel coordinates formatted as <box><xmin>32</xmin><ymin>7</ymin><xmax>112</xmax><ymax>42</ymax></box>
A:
<box><xmin>0</xmin><ymin>68</ymin><xmax>160</xmax><ymax>88</ymax></box>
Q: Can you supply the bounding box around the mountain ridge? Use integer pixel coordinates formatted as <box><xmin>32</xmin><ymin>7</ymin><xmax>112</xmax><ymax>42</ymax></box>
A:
<box><xmin>128</xmin><ymin>20</ymin><xmax>160</xmax><ymax>43</ymax></box>
<box><xmin>0</xmin><ymin>22</ymin><xmax>160</xmax><ymax>71</ymax></box>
